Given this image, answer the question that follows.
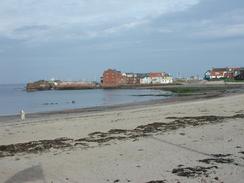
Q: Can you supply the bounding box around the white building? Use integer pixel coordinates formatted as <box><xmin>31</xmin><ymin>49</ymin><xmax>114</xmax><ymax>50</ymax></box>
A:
<box><xmin>140</xmin><ymin>76</ymin><xmax>173</xmax><ymax>84</ymax></box>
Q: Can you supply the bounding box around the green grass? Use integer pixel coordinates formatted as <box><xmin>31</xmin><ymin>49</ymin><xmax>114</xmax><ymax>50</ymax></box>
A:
<box><xmin>164</xmin><ymin>87</ymin><xmax>203</xmax><ymax>94</ymax></box>
<box><xmin>162</xmin><ymin>87</ymin><xmax>226</xmax><ymax>94</ymax></box>
<box><xmin>222</xmin><ymin>78</ymin><xmax>244</xmax><ymax>82</ymax></box>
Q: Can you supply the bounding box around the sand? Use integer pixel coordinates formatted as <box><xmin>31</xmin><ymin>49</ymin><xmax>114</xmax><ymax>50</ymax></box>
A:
<box><xmin>0</xmin><ymin>93</ymin><xmax>244</xmax><ymax>183</ymax></box>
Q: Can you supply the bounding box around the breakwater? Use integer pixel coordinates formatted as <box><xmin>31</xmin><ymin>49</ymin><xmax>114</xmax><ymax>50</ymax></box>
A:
<box><xmin>26</xmin><ymin>80</ymin><xmax>98</xmax><ymax>92</ymax></box>
<box><xmin>26</xmin><ymin>80</ymin><xmax>179</xmax><ymax>92</ymax></box>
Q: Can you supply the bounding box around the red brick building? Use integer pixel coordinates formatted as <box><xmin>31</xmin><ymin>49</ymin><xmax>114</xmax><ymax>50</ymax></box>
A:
<box><xmin>101</xmin><ymin>69</ymin><xmax>125</xmax><ymax>88</ymax></box>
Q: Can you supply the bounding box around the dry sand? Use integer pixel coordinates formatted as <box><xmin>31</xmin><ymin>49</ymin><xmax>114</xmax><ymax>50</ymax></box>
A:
<box><xmin>0</xmin><ymin>93</ymin><xmax>244</xmax><ymax>183</ymax></box>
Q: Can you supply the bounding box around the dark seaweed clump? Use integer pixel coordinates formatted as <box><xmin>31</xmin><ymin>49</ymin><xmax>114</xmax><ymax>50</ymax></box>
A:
<box><xmin>0</xmin><ymin>113</ymin><xmax>244</xmax><ymax>158</ymax></box>
<box><xmin>172</xmin><ymin>166</ymin><xmax>218</xmax><ymax>177</ymax></box>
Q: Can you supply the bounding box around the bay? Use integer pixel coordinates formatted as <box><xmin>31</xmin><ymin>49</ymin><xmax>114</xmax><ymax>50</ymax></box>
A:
<box><xmin>0</xmin><ymin>84</ymin><xmax>171</xmax><ymax>116</ymax></box>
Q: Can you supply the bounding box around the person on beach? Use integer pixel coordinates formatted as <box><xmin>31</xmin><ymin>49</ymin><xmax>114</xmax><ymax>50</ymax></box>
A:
<box><xmin>20</xmin><ymin>109</ymin><xmax>25</xmax><ymax>120</ymax></box>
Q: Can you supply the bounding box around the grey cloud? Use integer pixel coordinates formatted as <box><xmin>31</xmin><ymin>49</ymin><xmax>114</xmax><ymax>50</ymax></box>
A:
<box><xmin>14</xmin><ymin>25</ymin><xmax>49</xmax><ymax>32</ymax></box>
<box><xmin>0</xmin><ymin>0</ymin><xmax>244</xmax><ymax>84</ymax></box>
<box><xmin>146</xmin><ymin>0</ymin><xmax>244</xmax><ymax>41</ymax></box>
<box><xmin>0</xmin><ymin>0</ymin><xmax>199</xmax><ymax>42</ymax></box>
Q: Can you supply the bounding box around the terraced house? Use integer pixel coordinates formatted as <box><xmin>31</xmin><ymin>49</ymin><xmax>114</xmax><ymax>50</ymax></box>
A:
<box><xmin>204</xmin><ymin>67</ymin><xmax>244</xmax><ymax>80</ymax></box>
<box><xmin>101</xmin><ymin>69</ymin><xmax>173</xmax><ymax>88</ymax></box>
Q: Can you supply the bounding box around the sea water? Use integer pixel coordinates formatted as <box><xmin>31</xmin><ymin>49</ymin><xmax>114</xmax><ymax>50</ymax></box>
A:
<box><xmin>0</xmin><ymin>84</ymin><xmax>171</xmax><ymax>116</ymax></box>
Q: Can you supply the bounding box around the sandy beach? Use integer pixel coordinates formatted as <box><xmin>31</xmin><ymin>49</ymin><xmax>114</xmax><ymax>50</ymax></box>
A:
<box><xmin>0</xmin><ymin>92</ymin><xmax>244</xmax><ymax>183</ymax></box>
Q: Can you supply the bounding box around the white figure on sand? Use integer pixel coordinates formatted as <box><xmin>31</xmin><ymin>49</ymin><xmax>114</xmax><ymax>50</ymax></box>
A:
<box><xmin>20</xmin><ymin>109</ymin><xmax>25</xmax><ymax>120</ymax></box>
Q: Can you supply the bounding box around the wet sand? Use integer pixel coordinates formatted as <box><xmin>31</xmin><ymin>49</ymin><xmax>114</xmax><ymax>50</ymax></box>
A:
<box><xmin>0</xmin><ymin>92</ymin><xmax>244</xmax><ymax>183</ymax></box>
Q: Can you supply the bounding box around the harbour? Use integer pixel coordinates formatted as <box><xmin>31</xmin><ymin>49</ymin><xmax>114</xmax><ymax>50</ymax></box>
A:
<box><xmin>0</xmin><ymin>84</ymin><xmax>171</xmax><ymax>116</ymax></box>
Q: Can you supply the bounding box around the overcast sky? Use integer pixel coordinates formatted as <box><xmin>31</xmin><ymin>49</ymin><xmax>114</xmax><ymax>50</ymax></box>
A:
<box><xmin>0</xmin><ymin>0</ymin><xmax>244</xmax><ymax>83</ymax></box>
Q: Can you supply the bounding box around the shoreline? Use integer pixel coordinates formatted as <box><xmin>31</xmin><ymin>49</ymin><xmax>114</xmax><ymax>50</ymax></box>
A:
<box><xmin>1</xmin><ymin>87</ymin><xmax>244</xmax><ymax>182</ymax></box>
<box><xmin>1</xmin><ymin>83</ymin><xmax>244</xmax><ymax>119</ymax></box>
<box><xmin>0</xmin><ymin>89</ymin><xmax>229</xmax><ymax>123</ymax></box>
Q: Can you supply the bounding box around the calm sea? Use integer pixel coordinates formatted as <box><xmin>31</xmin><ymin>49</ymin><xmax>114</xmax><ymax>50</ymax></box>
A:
<box><xmin>0</xmin><ymin>84</ymin><xmax>171</xmax><ymax>116</ymax></box>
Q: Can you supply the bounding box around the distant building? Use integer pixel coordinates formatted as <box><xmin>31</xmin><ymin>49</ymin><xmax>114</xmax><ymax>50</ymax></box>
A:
<box><xmin>204</xmin><ymin>67</ymin><xmax>241</xmax><ymax>80</ymax></box>
<box><xmin>101</xmin><ymin>69</ymin><xmax>172</xmax><ymax>87</ymax></box>
<box><xmin>211</xmin><ymin>68</ymin><xmax>228</xmax><ymax>79</ymax></box>
<box><xmin>140</xmin><ymin>76</ymin><xmax>151</xmax><ymax>84</ymax></box>
<box><xmin>140</xmin><ymin>72</ymin><xmax>172</xmax><ymax>84</ymax></box>
<box><xmin>204</xmin><ymin>70</ymin><xmax>211</xmax><ymax>80</ymax></box>
<box><xmin>101</xmin><ymin>69</ymin><xmax>126</xmax><ymax>87</ymax></box>
<box><xmin>149</xmin><ymin>72</ymin><xmax>171</xmax><ymax>84</ymax></box>
<box><xmin>124</xmin><ymin>73</ymin><xmax>140</xmax><ymax>85</ymax></box>
<box><xmin>234</xmin><ymin>68</ymin><xmax>244</xmax><ymax>80</ymax></box>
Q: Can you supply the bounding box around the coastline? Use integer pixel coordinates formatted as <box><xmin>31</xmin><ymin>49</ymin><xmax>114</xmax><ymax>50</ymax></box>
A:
<box><xmin>1</xmin><ymin>87</ymin><xmax>244</xmax><ymax>182</ymax></box>
<box><xmin>1</xmin><ymin>83</ymin><xmax>244</xmax><ymax>121</ymax></box>
<box><xmin>0</xmin><ymin>87</ymin><xmax>229</xmax><ymax>123</ymax></box>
